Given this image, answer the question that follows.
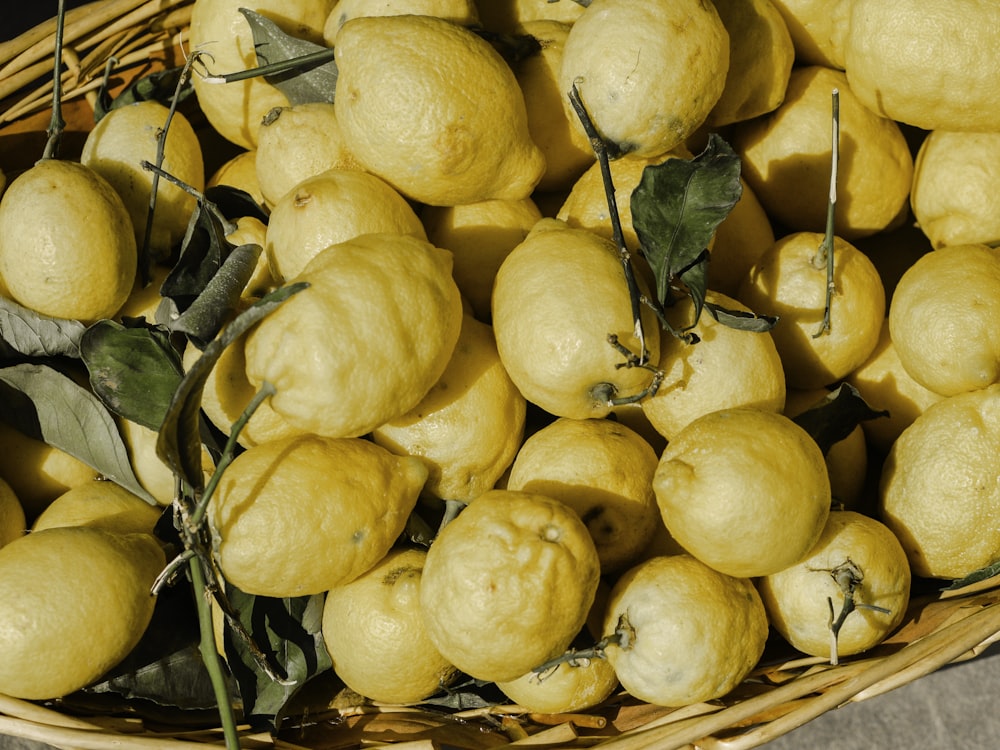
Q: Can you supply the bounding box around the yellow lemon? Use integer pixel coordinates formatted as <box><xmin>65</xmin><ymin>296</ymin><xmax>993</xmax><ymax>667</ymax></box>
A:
<box><xmin>888</xmin><ymin>244</ymin><xmax>1000</xmax><ymax>397</ymax></box>
<box><xmin>0</xmin><ymin>526</ymin><xmax>164</xmax><ymax>700</ymax></box>
<box><xmin>419</xmin><ymin>489</ymin><xmax>600</xmax><ymax>683</ymax></box>
<box><xmin>654</xmin><ymin>407</ymin><xmax>831</xmax><ymax>578</ymax></box>
<box><xmin>80</xmin><ymin>100</ymin><xmax>204</xmax><ymax>259</ymax></box>
<box><xmin>844</xmin><ymin>0</ymin><xmax>1000</xmax><ymax>131</ymax></box>
<box><xmin>491</xmin><ymin>219</ymin><xmax>661</xmax><ymax>419</ymax></box>
<box><xmin>206</xmin><ymin>150</ymin><xmax>265</xmax><ymax>208</ymax></box>
<box><xmin>333</xmin><ymin>14</ymin><xmax>545</xmax><ymax>205</ymax></box>
<box><xmin>496</xmin><ymin>657</ymin><xmax>619</xmax><ymax>714</ymax></box>
<box><xmin>421</xmin><ymin>197</ymin><xmax>542</xmax><ymax>322</ymax></box>
<box><xmin>322</xmin><ymin>547</ymin><xmax>458</xmax><ymax>704</ymax></box>
<box><xmin>737</xmin><ymin>231</ymin><xmax>885</xmax><ymax>390</ymax></box>
<box><xmin>602</xmin><ymin>554</ymin><xmax>768</xmax><ymax>707</ymax></box>
<box><xmin>910</xmin><ymin>130</ymin><xmax>1000</xmax><ymax>249</ymax></box>
<box><xmin>758</xmin><ymin>510</ymin><xmax>911</xmax><ymax>661</ymax></box>
<box><xmin>475</xmin><ymin>0</ymin><xmax>586</xmax><ymax>33</ymax></box>
<box><xmin>0</xmin><ymin>478</ymin><xmax>25</xmax><ymax>549</ymax></box>
<box><xmin>118</xmin><ymin>416</ymin><xmax>216</xmax><ymax>506</ymax></box>
<box><xmin>210</xmin><ymin>434</ymin><xmax>428</xmax><ymax>597</ymax></box>
<box><xmin>879</xmin><ymin>384</ymin><xmax>1000</xmax><ymax>580</ymax></box>
<box><xmin>641</xmin><ymin>290</ymin><xmax>786</xmax><ymax>443</ymax></box>
<box><xmin>245</xmin><ymin>233</ymin><xmax>463</xmax><ymax>438</ymax></box>
<box><xmin>264</xmin><ymin>169</ymin><xmax>426</xmax><ymax>284</ymax></box>
<box><xmin>32</xmin><ymin>480</ymin><xmax>161</xmax><ymax>535</ymax></box>
<box><xmin>733</xmin><ymin>65</ymin><xmax>913</xmax><ymax>240</ymax></box>
<box><xmin>505</xmin><ymin>416</ymin><xmax>661</xmax><ymax>573</ymax></box>
<box><xmin>559</xmin><ymin>0</ymin><xmax>729</xmax><ymax>159</ymax></box>
<box><xmin>324</xmin><ymin>0</ymin><xmax>479</xmax><ymax>42</ymax></box>
<box><xmin>707</xmin><ymin>177</ymin><xmax>775</xmax><ymax>298</ymax></box>
<box><xmin>0</xmin><ymin>159</ymin><xmax>136</xmax><ymax>323</ymax></box>
<box><xmin>769</xmin><ymin>0</ymin><xmax>851</xmax><ymax>68</ymax></box>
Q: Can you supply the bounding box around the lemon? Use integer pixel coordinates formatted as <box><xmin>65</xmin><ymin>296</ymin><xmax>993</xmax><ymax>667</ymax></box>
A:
<box><xmin>0</xmin><ymin>159</ymin><xmax>136</xmax><ymax>323</ymax></box>
<box><xmin>910</xmin><ymin>130</ymin><xmax>1000</xmax><ymax>249</ymax></box>
<box><xmin>372</xmin><ymin>314</ymin><xmax>526</xmax><ymax>503</ymax></box>
<box><xmin>80</xmin><ymin>100</ymin><xmax>204</xmax><ymax>259</ymax></box>
<box><xmin>888</xmin><ymin>244</ymin><xmax>1000</xmax><ymax>397</ymax></box>
<box><xmin>758</xmin><ymin>510</ymin><xmax>911</xmax><ymax>660</ymax></box>
<box><xmin>323</xmin><ymin>0</ymin><xmax>479</xmax><ymax>42</ymax></box>
<box><xmin>189</xmin><ymin>0</ymin><xmax>334</xmax><ymax>149</ymax></box>
<box><xmin>264</xmin><ymin>168</ymin><xmax>426</xmax><ymax>284</ymax></box>
<box><xmin>496</xmin><ymin>657</ymin><xmax>619</xmax><ymax>714</ymax></box>
<box><xmin>707</xmin><ymin>0</ymin><xmax>795</xmax><ymax>127</ymax></box>
<box><xmin>254</xmin><ymin>103</ymin><xmax>363</xmax><ymax>207</ymax></box>
<box><xmin>245</xmin><ymin>233</ymin><xmax>463</xmax><ymax>438</ymax></box>
<box><xmin>118</xmin><ymin>416</ymin><xmax>215</xmax><ymax>506</ymax></box>
<box><xmin>733</xmin><ymin>65</ymin><xmax>913</xmax><ymax>240</ymax></box>
<box><xmin>0</xmin><ymin>478</ymin><xmax>25</xmax><ymax>549</ymax></box>
<box><xmin>737</xmin><ymin>231</ymin><xmax>885</xmax><ymax>390</ymax></box>
<box><xmin>602</xmin><ymin>554</ymin><xmax>768</xmax><ymax>707</ymax></box>
<box><xmin>707</xmin><ymin>178</ymin><xmax>775</xmax><ymax>298</ymax></box>
<box><xmin>419</xmin><ymin>489</ymin><xmax>600</xmax><ymax>683</ymax></box>
<box><xmin>844</xmin><ymin>0</ymin><xmax>1000</xmax><ymax>132</ymax></box>
<box><xmin>505</xmin><ymin>416</ymin><xmax>660</xmax><ymax>573</ymax></box>
<box><xmin>422</xmin><ymin>197</ymin><xmax>542</xmax><ymax>322</ymax></box>
<box><xmin>654</xmin><ymin>407</ymin><xmax>831</xmax><ymax>578</ymax></box>
<box><xmin>206</xmin><ymin>150</ymin><xmax>265</xmax><ymax>208</ymax></box>
<box><xmin>225</xmin><ymin>215</ymin><xmax>276</xmax><ymax>302</ymax></box>
<box><xmin>513</xmin><ymin>20</ymin><xmax>595</xmax><ymax>194</ymax></box>
<box><xmin>210</xmin><ymin>434</ymin><xmax>428</xmax><ymax>597</ymax></box>
<box><xmin>641</xmin><ymin>290</ymin><xmax>786</xmax><ymax>443</ymax></box>
<box><xmin>769</xmin><ymin>0</ymin><xmax>850</xmax><ymax>68</ymax></box>
<box><xmin>322</xmin><ymin>547</ymin><xmax>457</xmax><ymax>704</ymax></box>
<box><xmin>847</xmin><ymin>319</ymin><xmax>945</xmax><ymax>455</ymax></box>
<box><xmin>0</xmin><ymin>526</ymin><xmax>164</xmax><ymax>700</ymax></box>
<box><xmin>879</xmin><ymin>384</ymin><xmax>1000</xmax><ymax>580</ymax></box>
<box><xmin>559</xmin><ymin>0</ymin><xmax>729</xmax><ymax>159</ymax></box>
<box><xmin>491</xmin><ymin>219</ymin><xmax>661</xmax><ymax>420</ymax></box>
<box><xmin>32</xmin><ymin>480</ymin><xmax>161</xmax><ymax>535</ymax></box>
<box><xmin>475</xmin><ymin>0</ymin><xmax>586</xmax><ymax>32</ymax></box>
<box><xmin>333</xmin><ymin>14</ymin><xmax>545</xmax><ymax>205</ymax></box>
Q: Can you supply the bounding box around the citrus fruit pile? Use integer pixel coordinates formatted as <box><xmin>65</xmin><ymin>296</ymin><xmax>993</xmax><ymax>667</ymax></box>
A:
<box><xmin>1</xmin><ymin>0</ymin><xmax>1000</xmax><ymax>738</ymax></box>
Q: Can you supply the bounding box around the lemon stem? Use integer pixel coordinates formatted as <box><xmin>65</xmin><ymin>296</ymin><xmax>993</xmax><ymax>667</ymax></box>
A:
<box><xmin>825</xmin><ymin>558</ymin><xmax>891</xmax><ymax>666</ymax></box>
<box><xmin>41</xmin><ymin>0</ymin><xmax>67</xmax><ymax>160</ymax></box>
<box><xmin>140</xmin><ymin>160</ymin><xmax>238</xmax><ymax>235</ymax></box>
<box><xmin>813</xmin><ymin>89</ymin><xmax>840</xmax><ymax>338</ymax></box>
<box><xmin>198</xmin><ymin>48</ymin><xmax>336</xmax><ymax>84</ymax></box>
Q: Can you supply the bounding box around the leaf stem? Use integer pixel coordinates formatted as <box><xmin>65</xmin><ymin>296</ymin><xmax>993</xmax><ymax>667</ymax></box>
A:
<box><xmin>198</xmin><ymin>47</ymin><xmax>337</xmax><ymax>84</ymax></box>
<box><xmin>41</xmin><ymin>0</ymin><xmax>66</xmax><ymax>160</ymax></box>
<box><xmin>813</xmin><ymin>89</ymin><xmax>840</xmax><ymax>338</ymax></box>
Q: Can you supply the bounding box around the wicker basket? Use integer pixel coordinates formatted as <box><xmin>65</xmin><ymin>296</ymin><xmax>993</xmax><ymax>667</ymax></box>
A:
<box><xmin>3</xmin><ymin>3</ymin><xmax>1000</xmax><ymax>749</ymax></box>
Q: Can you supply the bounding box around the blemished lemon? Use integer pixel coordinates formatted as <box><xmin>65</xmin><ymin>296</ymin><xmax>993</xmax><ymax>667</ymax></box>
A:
<box><xmin>847</xmin><ymin>319</ymin><xmax>946</xmax><ymax>455</ymax></box>
<box><xmin>707</xmin><ymin>0</ymin><xmax>795</xmax><ymax>127</ymax></box>
<box><xmin>602</xmin><ymin>554</ymin><xmax>768</xmax><ymax>707</ymax></box>
<box><xmin>654</xmin><ymin>407</ymin><xmax>831</xmax><ymax>578</ymax></box>
<box><xmin>0</xmin><ymin>159</ymin><xmax>136</xmax><ymax>323</ymax></box>
<box><xmin>245</xmin><ymin>233</ymin><xmax>463</xmax><ymax>438</ymax></box>
<box><xmin>0</xmin><ymin>478</ymin><xmax>25</xmax><ymax>549</ymax></box>
<box><xmin>206</xmin><ymin>150</ymin><xmax>265</xmax><ymax>208</ymax></box>
<box><xmin>421</xmin><ymin>197</ymin><xmax>542</xmax><ymax>322</ymax></box>
<box><xmin>372</xmin><ymin>314</ymin><xmax>526</xmax><ymax>503</ymax></box>
<box><xmin>496</xmin><ymin>657</ymin><xmax>619</xmax><ymax>714</ymax></box>
<box><xmin>910</xmin><ymin>130</ymin><xmax>1000</xmax><ymax>249</ymax></box>
<box><xmin>80</xmin><ymin>100</ymin><xmax>204</xmax><ymax>259</ymax></box>
<box><xmin>641</xmin><ymin>290</ymin><xmax>786</xmax><ymax>443</ymax></box>
<box><xmin>513</xmin><ymin>20</ymin><xmax>596</xmax><ymax>194</ymax></box>
<box><xmin>844</xmin><ymin>0</ymin><xmax>1000</xmax><ymax>132</ymax></box>
<box><xmin>323</xmin><ymin>0</ymin><xmax>479</xmax><ymax>43</ymax></box>
<box><xmin>0</xmin><ymin>526</ymin><xmax>164</xmax><ymax>700</ymax></box>
<box><xmin>32</xmin><ymin>481</ymin><xmax>161</xmax><ymax>535</ymax></box>
<box><xmin>559</xmin><ymin>0</ymin><xmax>729</xmax><ymax>159</ymax></box>
<box><xmin>758</xmin><ymin>510</ymin><xmax>911</xmax><ymax>661</ymax></box>
<box><xmin>879</xmin><ymin>384</ymin><xmax>1000</xmax><ymax>580</ymax></box>
<box><xmin>419</xmin><ymin>489</ymin><xmax>600</xmax><ymax>683</ymax></box>
<box><xmin>491</xmin><ymin>219</ymin><xmax>661</xmax><ymax>420</ymax></box>
<box><xmin>733</xmin><ymin>65</ymin><xmax>913</xmax><ymax>240</ymax></box>
<box><xmin>505</xmin><ymin>416</ymin><xmax>661</xmax><ymax>573</ymax></box>
<box><xmin>737</xmin><ymin>231</ymin><xmax>885</xmax><ymax>390</ymax></box>
<box><xmin>333</xmin><ymin>14</ymin><xmax>545</xmax><ymax>205</ymax></box>
<box><xmin>189</xmin><ymin>0</ymin><xmax>334</xmax><ymax>149</ymax></box>
<box><xmin>254</xmin><ymin>103</ymin><xmax>363</xmax><ymax>207</ymax></box>
<box><xmin>888</xmin><ymin>244</ymin><xmax>1000</xmax><ymax>397</ymax></box>
<box><xmin>322</xmin><ymin>548</ymin><xmax>458</xmax><ymax>704</ymax></box>
<box><xmin>769</xmin><ymin>0</ymin><xmax>851</xmax><ymax>68</ymax></box>
<box><xmin>707</xmin><ymin>178</ymin><xmax>775</xmax><ymax>298</ymax></box>
<box><xmin>264</xmin><ymin>169</ymin><xmax>426</xmax><ymax>284</ymax></box>
<box><xmin>210</xmin><ymin>434</ymin><xmax>428</xmax><ymax>597</ymax></box>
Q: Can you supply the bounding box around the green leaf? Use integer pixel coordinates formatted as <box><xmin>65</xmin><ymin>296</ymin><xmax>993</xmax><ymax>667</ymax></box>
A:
<box><xmin>631</xmin><ymin>133</ymin><xmax>743</xmax><ymax>312</ymax></box>
<box><xmin>0</xmin><ymin>363</ymin><xmax>156</xmax><ymax>504</ymax></box>
<box><xmin>703</xmin><ymin>301</ymin><xmax>779</xmax><ymax>333</ymax></box>
<box><xmin>160</xmin><ymin>200</ymin><xmax>230</xmax><ymax>314</ymax></box>
<box><xmin>223</xmin><ymin>584</ymin><xmax>332</xmax><ymax>731</ymax></box>
<box><xmin>942</xmin><ymin>559</ymin><xmax>1000</xmax><ymax>591</ymax></box>
<box><xmin>156</xmin><ymin>283</ymin><xmax>307</xmax><ymax>491</ymax></box>
<box><xmin>790</xmin><ymin>382</ymin><xmax>889</xmax><ymax>455</ymax></box>
<box><xmin>95</xmin><ymin>65</ymin><xmax>196</xmax><ymax>122</ymax></box>
<box><xmin>0</xmin><ymin>296</ymin><xmax>86</xmax><ymax>358</ymax></box>
<box><xmin>240</xmin><ymin>8</ymin><xmax>337</xmax><ymax>106</ymax></box>
<box><xmin>80</xmin><ymin>320</ymin><xmax>184</xmax><ymax>431</ymax></box>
